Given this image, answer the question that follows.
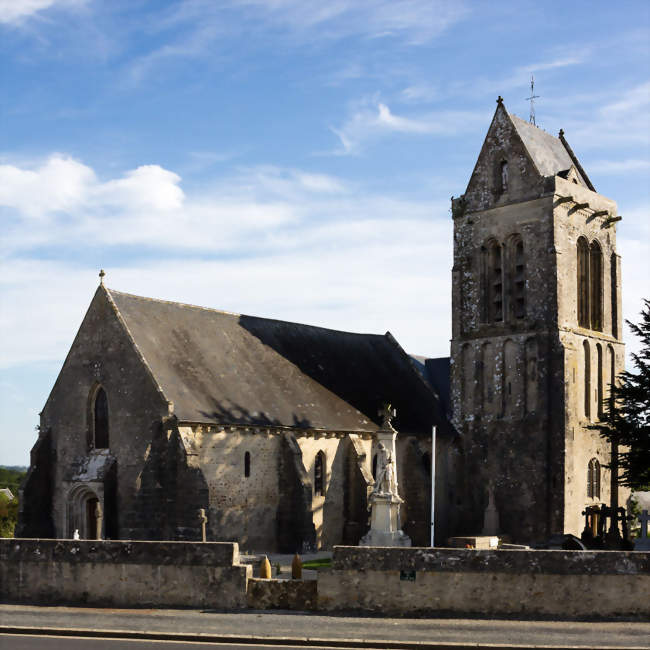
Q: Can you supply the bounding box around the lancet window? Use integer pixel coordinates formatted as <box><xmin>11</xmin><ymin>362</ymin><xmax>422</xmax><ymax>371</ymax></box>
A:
<box><xmin>590</xmin><ymin>241</ymin><xmax>603</xmax><ymax>332</ymax></box>
<box><xmin>577</xmin><ymin>237</ymin><xmax>590</xmax><ymax>328</ymax></box>
<box><xmin>583</xmin><ymin>340</ymin><xmax>591</xmax><ymax>420</ymax></box>
<box><xmin>596</xmin><ymin>343</ymin><xmax>604</xmax><ymax>420</ymax></box>
<box><xmin>93</xmin><ymin>387</ymin><xmax>109</xmax><ymax>449</ymax></box>
<box><xmin>511</xmin><ymin>237</ymin><xmax>525</xmax><ymax>320</ymax></box>
<box><xmin>587</xmin><ymin>458</ymin><xmax>601</xmax><ymax>499</ymax></box>
<box><xmin>314</xmin><ymin>451</ymin><xmax>325</xmax><ymax>497</ymax></box>
<box><xmin>482</xmin><ymin>240</ymin><xmax>503</xmax><ymax>323</ymax></box>
<box><xmin>244</xmin><ymin>451</ymin><xmax>251</xmax><ymax>478</ymax></box>
<box><xmin>611</xmin><ymin>253</ymin><xmax>618</xmax><ymax>338</ymax></box>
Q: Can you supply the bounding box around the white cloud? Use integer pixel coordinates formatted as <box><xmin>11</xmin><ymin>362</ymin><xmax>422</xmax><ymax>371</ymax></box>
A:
<box><xmin>588</xmin><ymin>159</ymin><xmax>650</xmax><ymax>174</ymax></box>
<box><xmin>0</xmin><ymin>0</ymin><xmax>85</xmax><ymax>24</ymax></box>
<box><xmin>330</xmin><ymin>99</ymin><xmax>486</xmax><ymax>154</ymax></box>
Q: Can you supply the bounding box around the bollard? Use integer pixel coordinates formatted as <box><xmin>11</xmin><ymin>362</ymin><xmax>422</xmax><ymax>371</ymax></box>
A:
<box><xmin>291</xmin><ymin>553</ymin><xmax>302</xmax><ymax>580</ymax></box>
<box><xmin>259</xmin><ymin>555</ymin><xmax>271</xmax><ymax>579</ymax></box>
<box><xmin>198</xmin><ymin>508</ymin><xmax>207</xmax><ymax>542</ymax></box>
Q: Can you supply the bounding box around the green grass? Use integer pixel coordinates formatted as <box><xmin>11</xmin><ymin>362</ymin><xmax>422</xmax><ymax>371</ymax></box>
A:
<box><xmin>301</xmin><ymin>557</ymin><xmax>332</xmax><ymax>570</ymax></box>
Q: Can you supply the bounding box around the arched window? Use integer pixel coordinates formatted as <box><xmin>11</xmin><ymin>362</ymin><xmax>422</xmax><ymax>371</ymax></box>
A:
<box><xmin>93</xmin><ymin>387</ymin><xmax>109</xmax><ymax>449</ymax></box>
<box><xmin>500</xmin><ymin>161</ymin><xmax>508</xmax><ymax>191</ymax></box>
<box><xmin>590</xmin><ymin>241</ymin><xmax>603</xmax><ymax>331</ymax></box>
<box><xmin>596</xmin><ymin>343</ymin><xmax>604</xmax><ymax>420</ymax></box>
<box><xmin>583</xmin><ymin>340</ymin><xmax>591</xmax><ymax>420</ymax></box>
<box><xmin>372</xmin><ymin>453</ymin><xmax>377</xmax><ymax>480</ymax></box>
<box><xmin>314</xmin><ymin>451</ymin><xmax>325</xmax><ymax>497</ymax></box>
<box><xmin>608</xmin><ymin>344</ymin><xmax>616</xmax><ymax>411</ymax></box>
<box><xmin>244</xmin><ymin>451</ymin><xmax>251</xmax><ymax>478</ymax></box>
<box><xmin>577</xmin><ymin>237</ymin><xmax>590</xmax><ymax>328</ymax></box>
<box><xmin>422</xmin><ymin>452</ymin><xmax>431</xmax><ymax>476</ymax></box>
<box><xmin>511</xmin><ymin>237</ymin><xmax>525</xmax><ymax>320</ymax></box>
<box><xmin>587</xmin><ymin>458</ymin><xmax>601</xmax><ymax>499</ymax></box>
<box><xmin>485</xmin><ymin>240</ymin><xmax>503</xmax><ymax>323</ymax></box>
<box><xmin>610</xmin><ymin>253</ymin><xmax>618</xmax><ymax>338</ymax></box>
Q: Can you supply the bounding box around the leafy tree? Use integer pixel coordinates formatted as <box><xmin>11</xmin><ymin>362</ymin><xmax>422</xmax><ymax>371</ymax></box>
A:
<box><xmin>0</xmin><ymin>492</ymin><xmax>19</xmax><ymax>538</ymax></box>
<box><xmin>598</xmin><ymin>299</ymin><xmax>650</xmax><ymax>490</ymax></box>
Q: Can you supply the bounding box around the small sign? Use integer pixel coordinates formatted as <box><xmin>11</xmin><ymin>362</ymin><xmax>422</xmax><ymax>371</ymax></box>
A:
<box><xmin>400</xmin><ymin>570</ymin><xmax>416</xmax><ymax>582</ymax></box>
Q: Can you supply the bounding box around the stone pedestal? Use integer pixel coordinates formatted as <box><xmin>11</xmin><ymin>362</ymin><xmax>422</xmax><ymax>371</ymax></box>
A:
<box><xmin>360</xmin><ymin>492</ymin><xmax>411</xmax><ymax>547</ymax></box>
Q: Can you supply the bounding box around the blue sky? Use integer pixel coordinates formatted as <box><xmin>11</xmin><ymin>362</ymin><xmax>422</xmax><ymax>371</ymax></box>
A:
<box><xmin>1</xmin><ymin>0</ymin><xmax>649</xmax><ymax>466</ymax></box>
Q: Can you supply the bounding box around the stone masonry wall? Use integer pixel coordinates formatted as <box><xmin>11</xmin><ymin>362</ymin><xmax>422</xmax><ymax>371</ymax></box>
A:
<box><xmin>0</xmin><ymin>539</ymin><xmax>250</xmax><ymax>609</ymax></box>
<box><xmin>318</xmin><ymin>546</ymin><xmax>650</xmax><ymax>618</ymax></box>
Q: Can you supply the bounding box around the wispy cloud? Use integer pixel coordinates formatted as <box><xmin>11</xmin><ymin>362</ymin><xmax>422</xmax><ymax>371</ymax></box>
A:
<box><xmin>125</xmin><ymin>0</ymin><xmax>468</xmax><ymax>83</ymax></box>
<box><xmin>0</xmin><ymin>0</ymin><xmax>86</xmax><ymax>25</ymax></box>
<box><xmin>330</xmin><ymin>98</ymin><xmax>486</xmax><ymax>154</ymax></box>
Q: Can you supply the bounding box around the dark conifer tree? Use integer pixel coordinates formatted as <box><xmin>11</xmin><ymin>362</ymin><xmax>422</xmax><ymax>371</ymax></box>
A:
<box><xmin>598</xmin><ymin>299</ymin><xmax>650</xmax><ymax>490</ymax></box>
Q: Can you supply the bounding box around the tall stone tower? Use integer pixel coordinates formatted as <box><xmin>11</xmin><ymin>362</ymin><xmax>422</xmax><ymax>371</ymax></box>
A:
<box><xmin>450</xmin><ymin>98</ymin><xmax>625</xmax><ymax>543</ymax></box>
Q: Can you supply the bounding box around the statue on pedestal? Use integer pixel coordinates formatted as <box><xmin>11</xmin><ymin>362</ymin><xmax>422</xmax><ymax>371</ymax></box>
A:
<box><xmin>360</xmin><ymin>403</ymin><xmax>411</xmax><ymax>548</ymax></box>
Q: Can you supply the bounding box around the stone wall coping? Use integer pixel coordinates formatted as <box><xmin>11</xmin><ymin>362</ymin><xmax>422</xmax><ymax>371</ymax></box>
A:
<box><xmin>331</xmin><ymin>546</ymin><xmax>650</xmax><ymax>575</ymax></box>
<box><xmin>1</xmin><ymin>539</ymin><xmax>240</xmax><ymax>567</ymax></box>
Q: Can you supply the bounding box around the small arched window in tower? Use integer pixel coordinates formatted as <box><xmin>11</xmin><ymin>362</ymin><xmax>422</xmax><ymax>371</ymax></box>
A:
<box><xmin>590</xmin><ymin>240</ymin><xmax>603</xmax><ymax>331</ymax></box>
<box><xmin>587</xmin><ymin>458</ymin><xmax>601</xmax><ymax>499</ymax></box>
<box><xmin>583</xmin><ymin>340</ymin><xmax>591</xmax><ymax>420</ymax></box>
<box><xmin>610</xmin><ymin>253</ymin><xmax>618</xmax><ymax>338</ymax></box>
<box><xmin>372</xmin><ymin>453</ymin><xmax>378</xmax><ymax>480</ymax></box>
<box><xmin>314</xmin><ymin>451</ymin><xmax>325</xmax><ymax>497</ymax></box>
<box><xmin>93</xmin><ymin>387</ymin><xmax>109</xmax><ymax>449</ymax></box>
<box><xmin>512</xmin><ymin>237</ymin><xmax>525</xmax><ymax>320</ymax></box>
<box><xmin>244</xmin><ymin>451</ymin><xmax>251</xmax><ymax>478</ymax></box>
<box><xmin>486</xmin><ymin>240</ymin><xmax>503</xmax><ymax>323</ymax></box>
<box><xmin>500</xmin><ymin>161</ymin><xmax>509</xmax><ymax>191</ymax></box>
<box><xmin>577</xmin><ymin>237</ymin><xmax>590</xmax><ymax>328</ymax></box>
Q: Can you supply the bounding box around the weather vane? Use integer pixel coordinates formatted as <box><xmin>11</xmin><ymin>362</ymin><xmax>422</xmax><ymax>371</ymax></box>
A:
<box><xmin>526</xmin><ymin>74</ymin><xmax>540</xmax><ymax>126</ymax></box>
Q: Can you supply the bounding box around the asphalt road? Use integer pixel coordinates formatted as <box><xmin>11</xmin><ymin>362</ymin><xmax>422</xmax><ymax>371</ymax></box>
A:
<box><xmin>1</xmin><ymin>605</ymin><xmax>649</xmax><ymax>650</ymax></box>
<box><xmin>5</xmin><ymin>635</ymin><xmax>360</xmax><ymax>650</ymax></box>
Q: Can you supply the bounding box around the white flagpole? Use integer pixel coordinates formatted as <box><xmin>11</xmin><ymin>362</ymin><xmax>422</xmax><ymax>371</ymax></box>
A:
<box><xmin>431</xmin><ymin>425</ymin><xmax>436</xmax><ymax>547</ymax></box>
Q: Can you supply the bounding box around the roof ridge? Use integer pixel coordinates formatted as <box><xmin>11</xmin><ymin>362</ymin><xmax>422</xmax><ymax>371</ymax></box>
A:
<box><xmin>107</xmin><ymin>287</ymin><xmax>386</xmax><ymax>338</ymax></box>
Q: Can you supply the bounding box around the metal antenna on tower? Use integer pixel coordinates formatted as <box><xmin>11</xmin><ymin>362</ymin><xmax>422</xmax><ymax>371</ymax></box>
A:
<box><xmin>526</xmin><ymin>74</ymin><xmax>540</xmax><ymax>126</ymax></box>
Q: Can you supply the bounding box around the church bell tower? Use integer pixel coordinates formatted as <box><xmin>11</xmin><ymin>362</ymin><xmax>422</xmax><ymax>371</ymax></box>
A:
<box><xmin>450</xmin><ymin>98</ymin><xmax>625</xmax><ymax>543</ymax></box>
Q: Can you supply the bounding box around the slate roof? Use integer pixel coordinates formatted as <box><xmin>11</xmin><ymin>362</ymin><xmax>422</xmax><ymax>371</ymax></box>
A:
<box><xmin>509</xmin><ymin>113</ymin><xmax>591</xmax><ymax>187</ymax></box>
<box><xmin>107</xmin><ymin>288</ymin><xmax>450</xmax><ymax>436</ymax></box>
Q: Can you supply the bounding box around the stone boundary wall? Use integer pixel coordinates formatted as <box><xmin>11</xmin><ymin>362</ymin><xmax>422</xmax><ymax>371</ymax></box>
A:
<box><xmin>0</xmin><ymin>539</ymin><xmax>250</xmax><ymax>609</ymax></box>
<box><xmin>318</xmin><ymin>546</ymin><xmax>650</xmax><ymax>618</ymax></box>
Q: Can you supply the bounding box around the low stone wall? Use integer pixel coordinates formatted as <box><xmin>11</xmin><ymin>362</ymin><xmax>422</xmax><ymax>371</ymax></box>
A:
<box><xmin>318</xmin><ymin>546</ymin><xmax>650</xmax><ymax>618</ymax></box>
<box><xmin>0</xmin><ymin>539</ymin><xmax>250</xmax><ymax>609</ymax></box>
<box><xmin>246</xmin><ymin>578</ymin><xmax>317</xmax><ymax>610</ymax></box>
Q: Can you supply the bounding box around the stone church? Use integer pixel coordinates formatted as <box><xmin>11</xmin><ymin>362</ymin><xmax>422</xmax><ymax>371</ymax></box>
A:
<box><xmin>18</xmin><ymin>99</ymin><xmax>625</xmax><ymax>547</ymax></box>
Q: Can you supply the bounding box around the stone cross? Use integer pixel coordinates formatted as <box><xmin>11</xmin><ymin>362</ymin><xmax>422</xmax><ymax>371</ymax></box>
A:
<box><xmin>378</xmin><ymin>403</ymin><xmax>396</xmax><ymax>431</ymax></box>
<box><xmin>198</xmin><ymin>508</ymin><xmax>207</xmax><ymax>542</ymax></box>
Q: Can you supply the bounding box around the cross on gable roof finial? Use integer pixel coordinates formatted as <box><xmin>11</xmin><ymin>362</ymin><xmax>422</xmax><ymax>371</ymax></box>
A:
<box><xmin>99</xmin><ymin>269</ymin><xmax>106</xmax><ymax>285</ymax></box>
<box><xmin>496</xmin><ymin>96</ymin><xmax>503</xmax><ymax>105</ymax></box>
<box><xmin>378</xmin><ymin>402</ymin><xmax>396</xmax><ymax>430</ymax></box>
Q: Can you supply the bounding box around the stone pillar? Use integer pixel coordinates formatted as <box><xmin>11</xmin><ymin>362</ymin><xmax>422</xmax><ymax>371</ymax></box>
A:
<box><xmin>360</xmin><ymin>404</ymin><xmax>411</xmax><ymax>548</ymax></box>
<box><xmin>94</xmin><ymin>501</ymin><xmax>103</xmax><ymax>541</ymax></box>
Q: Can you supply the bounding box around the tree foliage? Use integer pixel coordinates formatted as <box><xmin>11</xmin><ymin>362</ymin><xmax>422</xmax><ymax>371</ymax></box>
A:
<box><xmin>0</xmin><ymin>467</ymin><xmax>25</xmax><ymax>538</ymax></box>
<box><xmin>0</xmin><ymin>492</ymin><xmax>19</xmax><ymax>538</ymax></box>
<box><xmin>599</xmin><ymin>299</ymin><xmax>650</xmax><ymax>490</ymax></box>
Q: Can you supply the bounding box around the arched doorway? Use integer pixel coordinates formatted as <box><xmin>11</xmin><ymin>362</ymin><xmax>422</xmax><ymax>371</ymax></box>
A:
<box><xmin>66</xmin><ymin>484</ymin><xmax>102</xmax><ymax>539</ymax></box>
